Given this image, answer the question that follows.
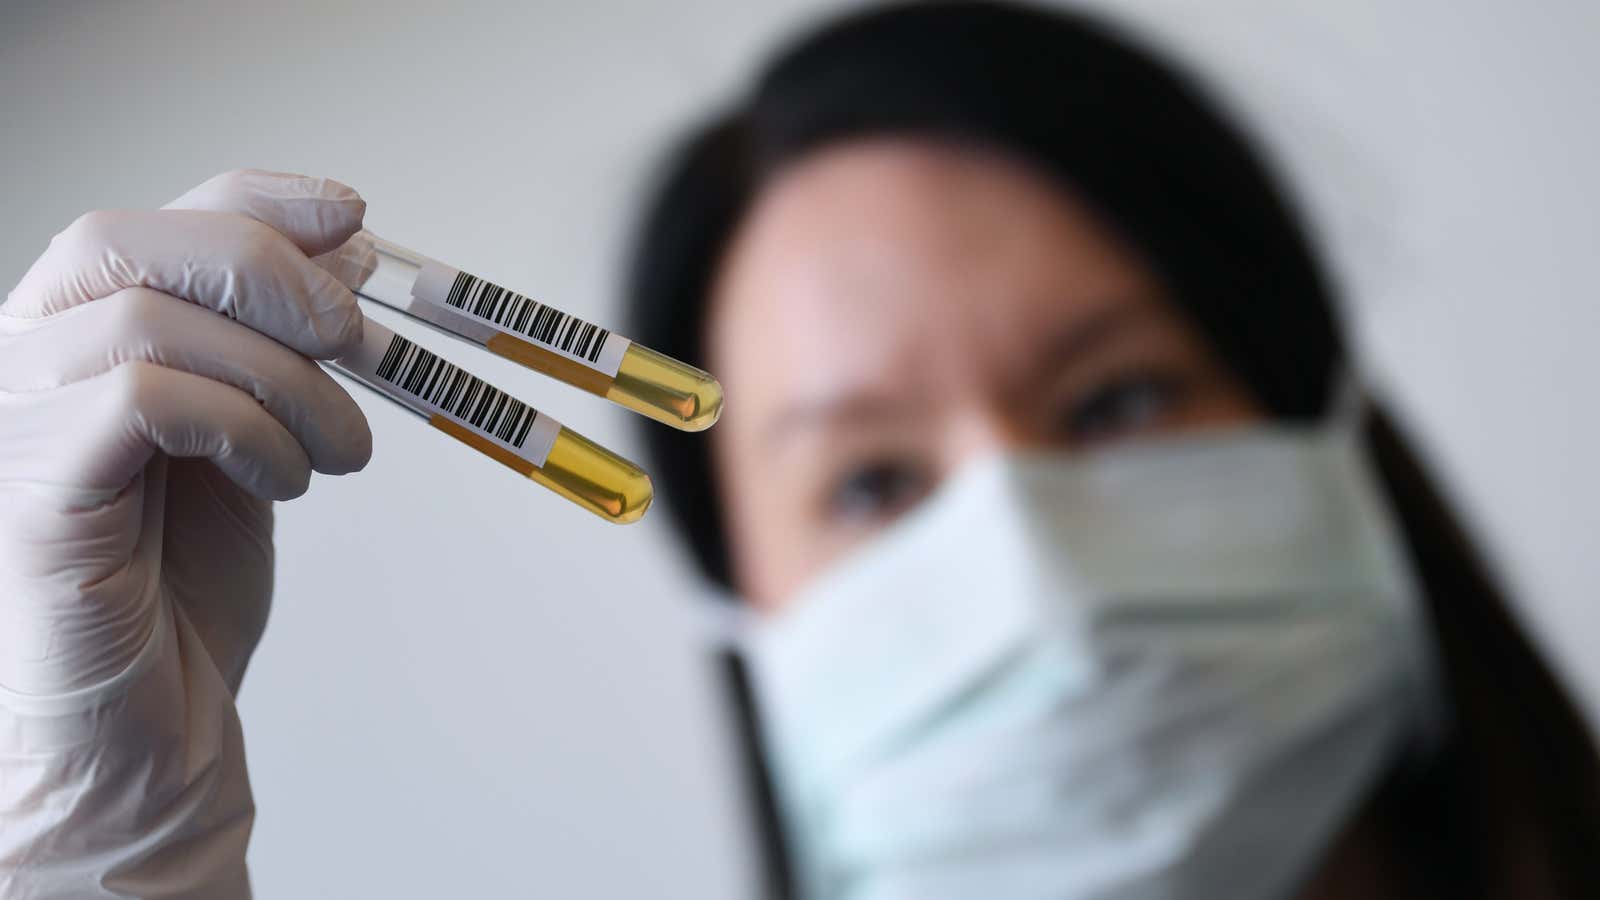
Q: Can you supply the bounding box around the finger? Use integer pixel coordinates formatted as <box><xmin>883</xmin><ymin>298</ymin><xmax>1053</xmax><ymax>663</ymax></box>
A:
<box><xmin>3</xmin><ymin>361</ymin><xmax>313</xmax><ymax>501</ymax></box>
<box><xmin>164</xmin><ymin>168</ymin><xmax>366</xmax><ymax>256</ymax></box>
<box><xmin>311</xmin><ymin>230</ymin><xmax>379</xmax><ymax>292</ymax></box>
<box><xmin>5</xmin><ymin>208</ymin><xmax>362</xmax><ymax>359</ymax></box>
<box><xmin>0</xmin><ymin>287</ymin><xmax>371</xmax><ymax>475</ymax></box>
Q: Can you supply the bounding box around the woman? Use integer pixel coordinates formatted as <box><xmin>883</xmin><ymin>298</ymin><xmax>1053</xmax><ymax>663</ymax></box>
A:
<box><xmin>622</xmin><ymin>2</ymin><xmax>1600</xmax><ymax>897</ymax></box>
<box><xmin>1</xmin><ymin>2</ymin><xmax>1595</xmax><ymax>898</ymax></box>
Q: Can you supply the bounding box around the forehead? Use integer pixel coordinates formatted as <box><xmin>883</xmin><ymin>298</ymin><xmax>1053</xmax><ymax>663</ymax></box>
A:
<box><xmin>709</xmin><ymin>139</ymin><xmax>1161</xmax><ymax>415</ymax></box>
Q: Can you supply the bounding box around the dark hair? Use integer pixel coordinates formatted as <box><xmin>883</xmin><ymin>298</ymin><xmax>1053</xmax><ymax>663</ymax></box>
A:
<box><xmin>624</xmin><ymin>1</ymin><xmax>1600</xmax><ymax>894</ymax></box>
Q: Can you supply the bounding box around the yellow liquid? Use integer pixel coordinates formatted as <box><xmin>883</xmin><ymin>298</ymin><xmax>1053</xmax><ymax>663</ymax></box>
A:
<box><xmin>486</xmin><ymin>335</ymin><xmax>722</xmax><ymax>432</ymax></box>
<box><xmin>431</xmin><ymin>417</ymin><xmax>654</xmax><ymax>524</ymax></box>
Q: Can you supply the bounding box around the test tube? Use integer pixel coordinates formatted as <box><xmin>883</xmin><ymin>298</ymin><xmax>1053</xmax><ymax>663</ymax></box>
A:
<box><xmin>348</xmin><ymin>233</ymin><xmax>722</xmax><ymax>432</ymax></box>
<box><xmin>330</xmin><ymin>318</ymin><xmax>653</xmax><ymax>524</ymax></box>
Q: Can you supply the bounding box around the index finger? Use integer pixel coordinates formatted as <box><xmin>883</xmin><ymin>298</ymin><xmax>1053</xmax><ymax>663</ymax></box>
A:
<box><xmin>164</xmin><ymin>168</ymin><xmax>367</xmax><ymax>257</ymax></box>
<box><xmin>5</xmin><ymin>208</ymin><xmax>362</xmax><ymax>359</ymax></box>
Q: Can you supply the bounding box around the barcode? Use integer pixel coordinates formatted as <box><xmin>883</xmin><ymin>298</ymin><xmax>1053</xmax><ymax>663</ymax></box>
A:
<box><xmin>442</xmin><ymin>271</ymin><xmax>611</xmax><ymax>365</ymax></box>
<box><xmin>373</xmin><ymin>333</ymin><xmax>539</xmax><ymax>449</ymax></box>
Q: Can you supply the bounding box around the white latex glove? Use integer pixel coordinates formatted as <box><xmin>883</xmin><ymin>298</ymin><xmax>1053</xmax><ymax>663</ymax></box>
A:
<box><xmin>0</xmin><ymin>169</ymin><xmax>375</xmax><ymax>898</ymax></box>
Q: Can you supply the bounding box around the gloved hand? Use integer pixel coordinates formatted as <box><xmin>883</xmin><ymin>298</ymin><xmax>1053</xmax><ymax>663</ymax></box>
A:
<box><xmin>0</xmin><ymin>169</ymin><xmax>375</xmax><ymax>898</ymax></box>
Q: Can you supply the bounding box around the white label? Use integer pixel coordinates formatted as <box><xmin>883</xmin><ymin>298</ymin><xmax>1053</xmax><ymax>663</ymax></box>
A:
<box><xmin>336</xmin><ymin>320</ymin><xmax>560</xmax><ymax>468</ymax></box>
<box><xmin>412</xmin><ymin>262</ymin><xmax>631</xmax><ymax>377</ymax></box>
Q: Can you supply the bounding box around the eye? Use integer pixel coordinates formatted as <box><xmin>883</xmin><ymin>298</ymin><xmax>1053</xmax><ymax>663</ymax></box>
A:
<box><xmin>825</xmin><ymin>459</ymin><xmax>930</xmax><ymax>524</ymax></box>
<box><xmin>1063</xmin><ymin>371</ymin><xmax>1188</xmax><ymax>445</ymax></box>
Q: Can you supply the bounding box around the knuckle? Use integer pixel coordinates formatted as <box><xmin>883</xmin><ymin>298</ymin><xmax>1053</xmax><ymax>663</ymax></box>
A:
<box><xmin>197</xmin><ymin>168</ymin><xmax>253</xmax><ymax>202</ymax></box>
<box><xmin>104</xmin><ymin>359</ymin><xmax>164</xmax><ymax>413</ymax></box>
<box><xmin>101</xmin><ymin>288</ymin><xmax>169</xmax><ymax>338</ymax></box>
<box><xmin>215</xmin><ymin>167</ymin><xmax>258</xmax><ymax>186</ymax></box>
<box><xmin>79</xmin><ymin>361</ymin><xmax>163</xmax><ymax>453</ymax></box>
<box><xmin>55</xmin><ymin>209</ymin><xmax>119</xmax><ymax>256</ymax></box>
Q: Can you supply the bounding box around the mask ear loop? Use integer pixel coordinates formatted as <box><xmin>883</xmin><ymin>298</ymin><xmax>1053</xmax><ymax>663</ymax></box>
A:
<box><xmin>1325</xmin><ymin>366</ymin><xmax>1371</xmax><ymax>437</ymax></box>
<box><xmin>695</xmin><ymin>588</ymin><xmax>760</xmax><ymax>650</ymax></box>
<box><xmin>1324</xmin><ymin>365</ymin><xmax>1452</xmax><ymax>768</ymax></box>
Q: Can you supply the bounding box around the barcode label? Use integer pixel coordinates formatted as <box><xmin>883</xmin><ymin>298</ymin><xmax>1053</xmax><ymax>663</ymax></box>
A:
<box><xmin>411</xmin><ymin>262</ymin><xmax>630</xmax><ymax>376</ymax></box>
<box><xmin>333</xmin><ymin>320</ymin><xmax>560</xmax><ymax>467</ymax></box>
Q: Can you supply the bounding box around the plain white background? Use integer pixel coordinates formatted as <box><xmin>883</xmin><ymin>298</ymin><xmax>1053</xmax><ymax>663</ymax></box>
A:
<box><xmin>2</xmin><ymin>1</ymin><xmax>1596</xmax><ymax>896</ymax></box>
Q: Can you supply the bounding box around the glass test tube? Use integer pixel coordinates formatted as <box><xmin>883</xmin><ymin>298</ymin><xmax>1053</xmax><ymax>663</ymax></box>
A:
<box><xmin>330</xmin><ymin>318</ymin><xmax>653</xmax><ymax>524</ymax></box>
<box><xmin>350</xmin><ymin>233</ymin><xmax>722</xmax><ymax>432</ymax></box>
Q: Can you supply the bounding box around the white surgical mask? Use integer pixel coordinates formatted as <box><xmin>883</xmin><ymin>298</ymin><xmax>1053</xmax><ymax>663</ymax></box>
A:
<box><xmin>741</xmin><ymin>420</ymin><xmax>1438</xmax><ymax>900</ymax></box>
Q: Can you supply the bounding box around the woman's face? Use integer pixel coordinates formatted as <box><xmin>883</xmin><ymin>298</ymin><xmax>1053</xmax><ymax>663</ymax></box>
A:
<box><xmin>709</xmin><ymin>139</ymin><xmax>1261</xmax><ymax>610</ymax></box>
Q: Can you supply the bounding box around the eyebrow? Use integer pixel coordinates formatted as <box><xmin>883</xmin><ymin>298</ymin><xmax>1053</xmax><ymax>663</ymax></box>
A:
<box><xmin>762</xmin><ymin>393</ymin><xmax>932</xmax><ymax>448</ymax></box>
<box><xmin>759</xmin><ymin>299</ymin><xmax>1158</xmax><ymax>448</ymax></box>
<box><xmin>1004</xmin><ymin>301</ymin><xmax>1157</xmax><ymax>397</ymax></box>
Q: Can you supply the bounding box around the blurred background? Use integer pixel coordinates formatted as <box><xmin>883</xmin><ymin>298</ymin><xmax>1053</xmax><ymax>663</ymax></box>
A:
<box><xmin>2</xmin><ymin>1</ymin><xmax>1596</xmax><ymax>896</ymax></box>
